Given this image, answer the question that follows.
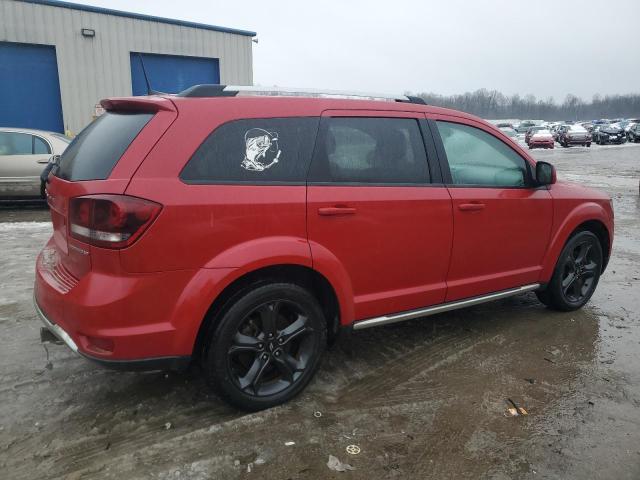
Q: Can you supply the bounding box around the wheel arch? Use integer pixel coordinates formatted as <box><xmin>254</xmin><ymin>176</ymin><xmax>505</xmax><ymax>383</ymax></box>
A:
<box><xmin>192</xmin><ymin>264</ymin><xmax>342</xmax><ymax>363</ymax></box>
<box><xmin>541</xmin><ymin>207</ymin><xmax>612</xmax><ymax>282</ymax></box>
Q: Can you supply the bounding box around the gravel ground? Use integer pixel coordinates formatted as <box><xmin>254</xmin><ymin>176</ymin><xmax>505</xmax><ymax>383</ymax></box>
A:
<box><xmin>1</xmin><ymin>142</ymin><xmax>639</xmax><ymax>479</ymax></box>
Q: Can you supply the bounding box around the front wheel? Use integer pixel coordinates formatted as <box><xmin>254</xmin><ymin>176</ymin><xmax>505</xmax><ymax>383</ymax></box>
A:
<box><xmin>539</xmin><ymin>231</ymin><xmax>603</xmax><ymax>311</ymax></box>
<box><xmin>204</xmin><ymin>283</ymin><xmax>327</xmax><ymax>411</ymax></box>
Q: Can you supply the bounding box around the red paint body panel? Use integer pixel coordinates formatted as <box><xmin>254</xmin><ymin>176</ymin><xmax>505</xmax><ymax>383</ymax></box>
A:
<box><xmin>33</xmin><ymin>95</ymin><xmax>614</xmax><ymax>364</ymax></box>
<box><xmin>445</xmin><ymin>187</ymin><xmax>553</xmax><ymax>301</ymax></box>
<box><xmin>307</xmin><ymin>185</ymin><xmax>453</xmax><ymax>321</ymax></box>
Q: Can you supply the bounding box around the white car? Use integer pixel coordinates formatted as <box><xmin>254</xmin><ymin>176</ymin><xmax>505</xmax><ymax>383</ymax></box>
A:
<box><xmin>0</xmin><ymin>128</ymin><xmax>70</xmax><ymax>199</ymax></box>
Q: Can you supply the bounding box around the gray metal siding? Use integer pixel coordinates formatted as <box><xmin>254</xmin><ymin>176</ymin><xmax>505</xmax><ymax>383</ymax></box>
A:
<box><xmin>0</xmin><ymin>0</ymin><xmax>253</xmax><ymax>133</ymax></box>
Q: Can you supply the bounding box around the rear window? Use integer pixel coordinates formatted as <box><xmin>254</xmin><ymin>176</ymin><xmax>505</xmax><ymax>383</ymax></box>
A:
<box><xmin>55</xmin><ymin>112</ymin><xmax>153</xmax><ymax>181</ymax></box>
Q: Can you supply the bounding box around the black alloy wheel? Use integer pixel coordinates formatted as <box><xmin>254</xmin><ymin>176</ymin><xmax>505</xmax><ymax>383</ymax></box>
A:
<box><xmin>205</xmin><ymin>283</ymin><xmax>326</xmax><ymax>411</ymax></box>
<box><xmin>536</xmin><ymin>231</ymin><xmax>603</xmax><ymax>311</ymax></box>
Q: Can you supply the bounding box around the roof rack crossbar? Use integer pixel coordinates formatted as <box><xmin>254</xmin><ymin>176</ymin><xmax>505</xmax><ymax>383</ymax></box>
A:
<box><xmin>177</xmin><ymin>84</ymin><xmax>427</xmax><ymax>104</ymax></box>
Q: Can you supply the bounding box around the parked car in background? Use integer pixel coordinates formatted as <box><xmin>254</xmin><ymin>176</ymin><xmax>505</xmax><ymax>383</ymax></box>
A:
<box><xmin>558</xmin><ymin>124</ymin><xmax>591</xmax><ymax>147</ymax></box>
<box><xmin>0</xmin><ymin>128</ymin><xmax>70</xmax><ymax>199</ymax></box>
<box><xmin>34</xmin><ymin>86</ymin><xmax>613</xmax><ymax>411</ymax></box>
<box><xmin>516</xmin><ymin>120</ymin><xmax>536</xmax><ymax>133</ymax></box>
<box><xmin>593</xmin><ymin>124</ymin><xmax>626</xmax><ymax>145</ymax></box>
<box><xmin>525</xmin><ymin>126</ymin><xmax>547</xmax><ymax>145</ymax></box>
<box><xmin>499</xmin><ymin>126</ymin><xmax>519</xmax><ymax>141</ymax></box>
<box><xmin>528</xmin><ymin>129</ymin><xmax>555</xmax><ymax>149</ymax></box>
<box><xmin>624</xmin><ymin>119</ymin><xmax>639</xmax><ymax>136</ymax></box>
<box><xmin>627</xmin><ymin>123</ymin><xmax>640</xmax><ymax>143</ymax></box>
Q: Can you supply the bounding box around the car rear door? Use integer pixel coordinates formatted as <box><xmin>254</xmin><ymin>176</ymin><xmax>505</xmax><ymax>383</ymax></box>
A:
<box><xmin>0</xmin><ymin>131</ymin><xmax>51</xmax><ymax>195</ymax></box>
<box><xmin>306</xmin><ymin>110</ymin><xmax>453</xmax><ymax>321</ymax></box>
<box><xmin>430</xmin><ymin>116</ymin><xmax>553</xmax><ymax>302</ymax></box>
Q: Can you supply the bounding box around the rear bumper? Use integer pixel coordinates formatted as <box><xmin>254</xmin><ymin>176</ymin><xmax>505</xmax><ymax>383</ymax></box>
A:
<box><xmin>35</xmin><ymin>295</ymin><xmax>190</xmax><ymax>372</ymax></box>
<box><xmin>34</xmin><ymin>238</ymin><xmax>203</xmax><ymax>370</ymax></box>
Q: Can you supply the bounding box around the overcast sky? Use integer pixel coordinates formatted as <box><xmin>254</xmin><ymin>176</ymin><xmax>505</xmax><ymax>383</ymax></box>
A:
<box><xmin>80</xmin><ymin>0</ymin><xmax>639</xmax><ymax>102</ymax></box>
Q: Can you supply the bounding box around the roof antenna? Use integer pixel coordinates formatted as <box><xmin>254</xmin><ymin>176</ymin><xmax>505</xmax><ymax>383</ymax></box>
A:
<box><xmin>137</xmin><ymin>53</ymin><xmax>165</xmax><ymax>95</ymax></box>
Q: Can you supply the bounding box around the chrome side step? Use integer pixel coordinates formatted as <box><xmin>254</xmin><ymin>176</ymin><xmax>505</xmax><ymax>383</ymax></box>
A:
<box><xmin>352</xmin><ymin>283</ymin><xmax>540</xmax><ymax>331</ymax></box>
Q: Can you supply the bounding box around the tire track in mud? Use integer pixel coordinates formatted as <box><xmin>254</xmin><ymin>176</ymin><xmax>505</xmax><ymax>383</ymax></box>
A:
<box><xmin>336</xmin><ymin>329</ymin><xmax>491</xmax><ymax>407</ymax></box>
<box><xmin>6</xmin><ymin>403</ymin><xmax>236</xmax><ymax>480</ymax></box>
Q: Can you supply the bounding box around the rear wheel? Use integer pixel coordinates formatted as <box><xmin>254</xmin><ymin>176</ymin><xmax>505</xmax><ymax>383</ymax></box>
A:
<box><xmin>204</xmin><ymin>283</ymin><xmax>326</xmax><ymax>411</ymax></box>
<box><xmin>538</xmin><ymin>231</ymin><xmax>603</xmax><ymax>311</ymax></box>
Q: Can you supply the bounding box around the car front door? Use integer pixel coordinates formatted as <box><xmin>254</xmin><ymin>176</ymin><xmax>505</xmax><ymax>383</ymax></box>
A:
<box><xmin>430</xmin><ymin>117</ymin><xmax>553</xmax><ymax>302</ymax></box>
<box><xmin>306</xmin><ymin>111</ymin><xmax>453</xmax><ymax>321</ymax></box>
<box><xmin>0</xmin><ymin>131</ymin><xmax>51</xmax><ymax>196</ymax></box>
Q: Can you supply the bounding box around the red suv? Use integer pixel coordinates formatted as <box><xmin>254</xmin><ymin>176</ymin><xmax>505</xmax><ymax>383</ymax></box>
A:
<box><xmin>35</xmin><ymin>86</ymin><xmax>614</xmax><ymax>410</ymax></box>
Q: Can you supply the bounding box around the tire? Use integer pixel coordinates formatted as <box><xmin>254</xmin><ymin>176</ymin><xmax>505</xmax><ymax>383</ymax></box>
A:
<box><xmin>539</xmin><ymin>231</ymin><xmax>603</xmax><ymax>311</ymax></box>
<box><xmin>203</xmin><ymin>283</ymin><xmax>327</xmax><ymax>411</ymax></box>
<box><xmin>587</xmin><ymin>143</ymin><xmax>591</xmax><ymax>147</ymax></box>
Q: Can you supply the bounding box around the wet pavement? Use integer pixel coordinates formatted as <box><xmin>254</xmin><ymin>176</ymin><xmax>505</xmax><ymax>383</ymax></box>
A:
<box><xmin>1</xmin><ymin>142</ymin><xmax>639</xmax><ymax>479</ymax></box>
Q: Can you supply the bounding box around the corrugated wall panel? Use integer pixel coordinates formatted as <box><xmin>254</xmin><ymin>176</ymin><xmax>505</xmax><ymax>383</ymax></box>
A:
<box><xmin>0</xmin><ymin>0</ymin><xmax>254</xmax><ymax>134</ymax></box>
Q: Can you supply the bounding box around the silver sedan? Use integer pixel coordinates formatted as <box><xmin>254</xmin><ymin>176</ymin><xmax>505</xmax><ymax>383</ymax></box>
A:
<box><xmin>0</xmin><ymin>128</ymin><xmax>70</xmax><ymax>199</ymax></box>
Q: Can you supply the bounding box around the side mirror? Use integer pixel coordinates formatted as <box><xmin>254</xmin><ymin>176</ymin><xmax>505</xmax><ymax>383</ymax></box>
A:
<box><xmin>536</xmin><ymin>161</ymin><xmax>556</xmax><ymax>186</ymax></box>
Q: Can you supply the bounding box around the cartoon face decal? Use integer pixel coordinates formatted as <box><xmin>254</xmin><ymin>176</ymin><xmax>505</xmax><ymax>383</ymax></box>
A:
<box><xmin>241</xmin><ymin>128</ymin><xmax>281</xmax><ymax>171</ymax></box>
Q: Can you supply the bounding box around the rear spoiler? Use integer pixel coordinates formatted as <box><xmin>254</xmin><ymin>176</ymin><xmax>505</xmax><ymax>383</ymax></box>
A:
<box><xmin>100</xmin><ymin>96</ymin><xmax>176</xmax><ymax>113</ymax></box>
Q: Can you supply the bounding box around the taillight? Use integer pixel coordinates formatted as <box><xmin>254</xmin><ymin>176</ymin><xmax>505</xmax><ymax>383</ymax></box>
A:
<box><xmin>69</xmin><ymin>195</ymin><xmax>161</xmax><ymax>249</ymax></box>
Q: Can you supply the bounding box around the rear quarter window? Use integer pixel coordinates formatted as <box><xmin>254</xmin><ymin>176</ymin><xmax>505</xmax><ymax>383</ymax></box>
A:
<box><xmin>180</xmin><ymin>117</ymin><xmax>320</xmax><ymax>184</ymax></box>
<box><xmin>55</xmin><ymin>112</ymin><xmax>153</xmax><ymax>181</ymax></box>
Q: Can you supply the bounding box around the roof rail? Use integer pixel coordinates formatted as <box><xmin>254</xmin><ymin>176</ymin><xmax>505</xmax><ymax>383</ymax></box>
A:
<box><xmin>177</xmin><ymin>84</ymin><xmax>427</xmax><ymax>104</ymax></box>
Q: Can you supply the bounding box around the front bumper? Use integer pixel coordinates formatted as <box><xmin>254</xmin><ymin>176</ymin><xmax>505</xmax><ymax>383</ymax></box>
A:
<box><xmin>530</xmin><ymin>140</ymin><xmax>554</xmax><ymax>148</ymax></box>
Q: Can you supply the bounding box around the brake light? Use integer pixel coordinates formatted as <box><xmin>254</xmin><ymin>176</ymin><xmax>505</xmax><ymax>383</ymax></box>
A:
<box><xmin>69</xmin><ymin>195</ymin><xmax>161</xmax><ymax>249</ymax></box>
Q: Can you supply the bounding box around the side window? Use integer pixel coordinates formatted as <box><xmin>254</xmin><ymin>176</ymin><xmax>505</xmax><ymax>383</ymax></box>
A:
<box><xmin>0</xmin><ymin>132</ymin><xmax>32</xmax><ymax>155</ymax></box>
<box><xmin>33</xmin><ymin>136</ymin><xmax>51</xmax><ymax>154</ymax></box>
<box><xmin>436</xmin><ymin>121</ymin><xmax>528</xmax><ymax>187</ymax></box>
<box><xmin>181</xmin><ymin>117</ymin><xmax>319</xmax><ymax>184</ymax></box>
<box><xmin>310</xmin><ymin>117</ymin><xmax>429</xmax><ymax>184</ymax></box>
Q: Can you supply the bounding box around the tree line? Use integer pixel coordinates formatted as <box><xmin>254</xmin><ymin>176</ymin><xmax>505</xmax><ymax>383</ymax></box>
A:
<box><xmin>411</xmin><ymin>89</ymin><xmax>640</xmax><ymax>121</ymax></box>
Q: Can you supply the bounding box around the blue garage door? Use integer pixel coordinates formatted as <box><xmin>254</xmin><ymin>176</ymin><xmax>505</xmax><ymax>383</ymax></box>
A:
<box><xmin>130</xmin><ymin>53</ymin><xmax>220</xmax><ymax>96</ymax></box>
<box><xmin>0</xmin><ymin>42</ymin><xmax>64</xmax><ymax>133</ymax></box>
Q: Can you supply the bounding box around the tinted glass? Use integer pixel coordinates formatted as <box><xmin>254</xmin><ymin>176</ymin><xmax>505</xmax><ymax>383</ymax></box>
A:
<box><xmin>436</xmin><ymin>121</ymin><xmax>527</xmax><ymax>187</ymax></box>
<box><xmin>56</xmin><ymin>112</ymin><xmax>153</xmax><ymax>181</ymax></box>
<box><xmin>181</xmin><ymin>117</ymin><xmax>319</xmax><ymax>183</ymax></box>
<box><xmin>0</xmin><ymin>132</ymin><xmax>32</xmax><ymax>155</ymax></box>
<box><xmin>33</xmin><ymin>136</ymin><xmax>51</xmax><ymax>154</ymax></box>
<box><xmin>310</xmin><ymin>117</ymin><xmax>429</xmax><ymax>184</ymax></box>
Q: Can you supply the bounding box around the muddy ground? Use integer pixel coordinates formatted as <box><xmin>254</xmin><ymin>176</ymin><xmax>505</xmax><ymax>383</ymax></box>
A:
<box><xmin>1</xmin><ymin>143</ymin><xmax>639</xmax><ymax>479</ymax></box>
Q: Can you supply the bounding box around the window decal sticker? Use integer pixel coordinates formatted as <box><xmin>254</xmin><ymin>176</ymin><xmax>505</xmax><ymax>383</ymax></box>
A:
<box><xmin>241</xmin><ymin>128</ymin><xmax>281</xmax><ymax>171</ymax></box>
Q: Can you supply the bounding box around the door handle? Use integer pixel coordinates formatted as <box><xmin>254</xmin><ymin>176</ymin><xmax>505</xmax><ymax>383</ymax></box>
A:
<box><xmin>318</xmin><ymin>206</ymin><xmax>356</xmax><ymax>216</ymax></box>
<box><xmin>37</xmin><ymin>159</ymin><xmax>50</xmax><ymax>164</ymax></box>
<box><xmin>458</xmin><ymin>203</ymin><xmax>486</xmax><ymax>212</ymax></box>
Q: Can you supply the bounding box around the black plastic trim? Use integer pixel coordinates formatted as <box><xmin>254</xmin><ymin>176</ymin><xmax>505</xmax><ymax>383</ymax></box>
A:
<box><xmin>177</xmin><ymin>84</ymin><xmax>238</xmax><ymax>98</ymax></box>
<box><xmin>80</xmin><ymin>352</ymin><xmax>191</xmax><ymax>372</ymax></box>
<box><xmin>420</xmin><ymin>119</ymin><xmax>444</xmax><ymax>184</ymax></box>
<box><xmin>404</xmin><ymin>96</ymin><xmax>427</xmax><ymax>105</ymax></box>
